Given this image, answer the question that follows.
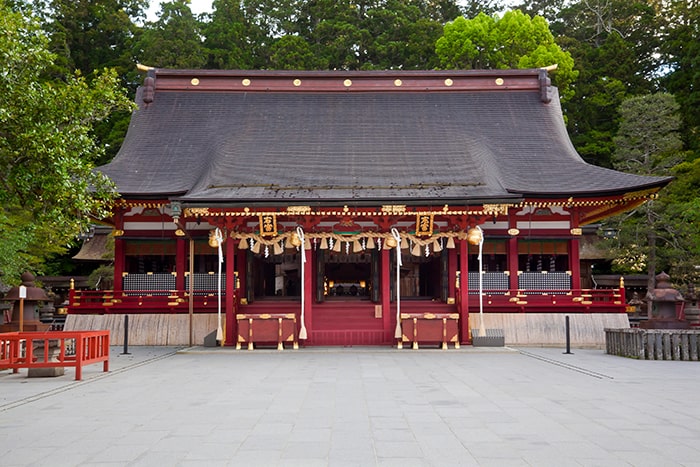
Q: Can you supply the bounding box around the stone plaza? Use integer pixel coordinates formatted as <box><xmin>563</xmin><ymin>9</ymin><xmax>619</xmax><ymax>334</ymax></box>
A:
<box><xmin>2</xmin><ymin>346</ymin><xmax>699</xmax><ymax>466</ymax></box>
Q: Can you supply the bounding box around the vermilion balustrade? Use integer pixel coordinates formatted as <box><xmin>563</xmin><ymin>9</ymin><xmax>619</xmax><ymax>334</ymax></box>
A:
<box><xmin>0</xmin><ymin>330</ymin><xmax>110</xmax><ymax>380</ymax></box>
<box><xmin>68</xmin><ymin>287</ymin><xmax>625</xmax><ymax>314</ymax></box>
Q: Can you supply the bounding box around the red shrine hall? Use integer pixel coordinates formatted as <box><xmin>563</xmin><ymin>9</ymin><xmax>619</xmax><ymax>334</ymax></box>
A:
<box><xmin>68</xmin><ymin>67</ymin><xmax>671</xmax><ymax>348</ymax></box>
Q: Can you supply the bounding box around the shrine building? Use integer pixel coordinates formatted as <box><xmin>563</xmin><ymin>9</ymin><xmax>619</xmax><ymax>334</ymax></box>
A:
<box><xmin>66</xmin><ymin>68</ymin><xmax>672</xmax><ymax>348</ymax></box>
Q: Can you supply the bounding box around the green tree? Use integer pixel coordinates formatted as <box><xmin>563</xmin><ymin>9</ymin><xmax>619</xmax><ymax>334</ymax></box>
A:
<box><xmin>559</xmin><ymin>0</ymin><xmax>662</xmax><ymax>79</ymax></box>
<box><xmin>239</xmin><ymin>0</ymin><xmax>298</xmax><ymax>39</ymax></box>
<box><xmin>37</xmin><ymin>0</ymin><xmax>147</xmax><ymax>79</ymax></box>
<box><xmin>275</xmin><ymin>0</ymin><xmax>461</xmax><ymax>70</ymax></box>
<box><xmin>657</xmin><ymin>158</ymin><xmax>700</xmax><ymax>285</ymax></box>
<box><xmin>512</xmin><ymin>0</ymin><xmax>566</xmax><ymax>23</ymax></box>
<box><xmin>604</xmin><ymin>94</ymin><xmax>685</xmax><ymax>298</ymax></box>
<box><xmin>0</xmin><ymin>1</ymin><xmax>134</xmax><ymax>280</ymax></box>
<box><xmin>292</xmin><ymin>0</ymin><xmax>369</xmax><ymax>70</ymax></box>
<box><xmin>435</xmin><ymin>10</ymin><xmax>578</xmax><ymax>101</ymax></box>
<box><xmin>612</xmin><ymin>94</ymin><xmax>684</xmax><ymax>175</ymax></box>
<box><xmin>361</xmin><ymin>0</ymin><xmax>446</xmax><ymax>69</ymax></box>
<box><xmin>202</xmin><ymin>0</ymin><xmax>265</xmax><ymax>69</ymax></box>
<box><xmin>554</xmin><ymin>1</ymin><xmax>663</xmax><ymax>167</ymax></box>
<box><xmin>461</xmin><ymin>0</ymin><xmax>503</xmax><ymax>18</ymax></box>
<box><xmin>435</xmin><ymin>14</ymin><xmax>498</xmax><ymax>69</ymax></box>
<box><xmin>135</xmin><ymin>0</ymin><xmax>206</xmax><ymax>68</ymax></box>
<box><xmin>34</xmin><ymin>0</ymin><xmax>147</xmax><ymax>163</ymax></box>
<box><xmin>563</xmin><ymin>32</ymin><xmax>643</xmax><ymax>167</ymax></box>
<box><xmin>660</xmin><ymin>0</ymin><xmax>700</xmax><ymax>158</ymax></box>
<box><xmin>270</xmin><ymin>34</ymin><xmax>327</xmax><ymax>69</ymax></box>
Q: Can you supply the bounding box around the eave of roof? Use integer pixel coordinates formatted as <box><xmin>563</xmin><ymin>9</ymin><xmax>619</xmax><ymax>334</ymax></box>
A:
<box><xmin>148</xmin><ymin>67</ymin><xmax>550</xmax><ymax>94</ymax></box>
<box><xmin>72</xmin><ymin>229</ymin><xmax>113</xmax><ymax>261</ymax></box>
<box><xmin>99</xmin><ymin>68</ymin><xmax>671</xmax><ymax>207</ymax></box>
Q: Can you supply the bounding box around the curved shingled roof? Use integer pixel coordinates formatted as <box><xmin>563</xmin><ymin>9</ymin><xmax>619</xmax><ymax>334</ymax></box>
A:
<box><xmin>98</xmin><ymin>69</ymin><xmax>670</xmax><ymax>205</ymax></box>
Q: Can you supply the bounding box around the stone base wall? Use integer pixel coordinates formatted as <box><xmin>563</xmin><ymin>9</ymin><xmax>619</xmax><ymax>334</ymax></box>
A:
<box><xmin>66</xmin><ymin>312</ymin><xmax>630</xmax><ymax>348</ymax></box>
<box><xmin>469</xmin><ymin>313</ymin><xmax>630</xmax><ymax>349</ymax></box>
<box><xmin>65</xmin><ymin>314</ymin><xmax>220</xmax><ymax>346</ymax></box>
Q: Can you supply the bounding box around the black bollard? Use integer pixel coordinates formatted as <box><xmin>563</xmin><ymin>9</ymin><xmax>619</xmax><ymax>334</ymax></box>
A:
<box><xmin>121</xmin><ymin>314</ymin><xmax>131</xmax><ymax>355</ymax></box>
<box><xmin>563</xmin><ymin>315</ymin><xmax>573</xmax><ymax>354</ymax></box>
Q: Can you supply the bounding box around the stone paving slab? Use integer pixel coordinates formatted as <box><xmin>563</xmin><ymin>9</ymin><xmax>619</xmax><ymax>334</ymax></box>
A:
<box><xmin>2</xmin><ymin>345</ymin><xmax>700</xmax><ymax>466</ymax></box>
<box><xmin>0</xmin><ymin>346</ymin><xmax>181</xmax><ymax>410</ymax></box>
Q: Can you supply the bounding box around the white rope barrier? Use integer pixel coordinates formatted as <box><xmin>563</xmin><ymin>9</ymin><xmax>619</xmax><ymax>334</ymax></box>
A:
<box><xmin>391</xmin><ymin>228</ymin><xmax>402</xmax><ymax>340</ymax></box>
<box><xmin>297</xmin><ymin>226</ymin><xmax>308</xmax><ymax>340</ymax></box>
<box><xmin>214</xmin><ymin>228</ymin><xmax>224</xmax><ymax>342</ymax></box>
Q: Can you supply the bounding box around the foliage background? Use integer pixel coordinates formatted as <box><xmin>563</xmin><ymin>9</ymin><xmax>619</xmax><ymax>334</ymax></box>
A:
<box><xmin>1</xmin><ymin>0</ymin><xmax>699</xmax><ymax>288</ymax></box>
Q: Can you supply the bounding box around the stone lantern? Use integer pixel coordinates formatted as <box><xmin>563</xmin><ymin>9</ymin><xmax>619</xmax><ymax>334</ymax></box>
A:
<box><xmin>1</xmin><ymin>272</ymin><xmax>63</xmax><ymax>377</ymax></box>
<box><xmin>0</xmin><ymin>272</ymin><xmax>50</xmax><ymax>332</ymax></box>
<box><xmin>640</xmin><ymin>272</ymin><xmax>690</xmax><ymax>329</ymax></box>
<box><xmin>684</xmin><ymin>284</ymin><xmax>700</xmax><ymax>326</ymax></box>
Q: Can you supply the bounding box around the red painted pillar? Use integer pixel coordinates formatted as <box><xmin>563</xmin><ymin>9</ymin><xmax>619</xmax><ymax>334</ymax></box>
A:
<box><xmin>237</xmin><ymin>248</ymin><xmax>247</xmax><ymax>301</ymax></box>
<box><xmin>112</xmin><ymin>209</ymin><xmax>126</xmax><ymax>292</ymax></box>
<box><xmin>176</xmin><ymin>238</ymin><xmax>186</xmax><ymax>292</ymax></box>
<box><xmin>569</xmin><ymin>239</ymin><xmax>581</xmax><ymax>290</ymax></box>
<box><xmin>113</xmin><ymin>237</ymin><xmax>124</xmax><ymax>293</ymax></box>
<box><xmin>508</xmin><ymin>237</ymin><xmax>519</xmax><ymax>290</ymax></box>
<box><xmin>448</xmin><ymin>248</ymin><xmax>457</xmax><ymax>302</ymax></box>
<box><xmin>225</xmin><ymin>236</ymin><xmax>236</xmax><ymax>346</ymax></box>
<box><xmin>569</xmin><ymin>209</ymin><xmax>582</xmax><ymax>290</ymax></box>
<box><xmin>380</xmin><ymin>247</ymin><xmax>392</xmax><ymax>343</ymax></box>
<box><xmin>508</xmin><ymin>213</ymin><xmax>519</xmax><ymax>290</ymax></box>
<box><xmin>113</xmin><ymin>211</ymin><xmax>125</xmax><ymax>293</ymax></box>
<box><xmin>459</xmin><ymin>238</ymin><xmax>470</xmax><ymax>344</ymax></box>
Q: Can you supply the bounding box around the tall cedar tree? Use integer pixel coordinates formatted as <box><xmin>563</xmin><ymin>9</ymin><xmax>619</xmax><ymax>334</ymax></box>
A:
<box><xmin>660</xmin><ymin>0</ymin><xmax>700</xmax><ymax>158</ymax></box>
<box><xmin>606</xmin><ymin>94</ymin><xmax>684</xmax><ymax>297</ymax></box>
<box><xmin>552</xmin><ymin>0</ymin><xmax>663</xmax><ymax>168</ymax></box>
<box><xmin>37</xmin><ymin>0</ymin><xmax>147</xmax><ymax>163</ymax></box>
<box><xmin>135</xmin><ymin>0</ymin><xmax>206</xmax><ymax>69</ymax></box>
<box><xmin>0</xmin><ymin>0</ymin><xmax>134</xmax><ymax>280</ymax></box>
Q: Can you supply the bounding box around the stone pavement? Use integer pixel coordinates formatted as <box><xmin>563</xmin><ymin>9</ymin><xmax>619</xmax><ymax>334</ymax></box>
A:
<box><xmin>1</xmin><ymin>345</ymin><xmax>700</xmax><ymax>466</ymax></box>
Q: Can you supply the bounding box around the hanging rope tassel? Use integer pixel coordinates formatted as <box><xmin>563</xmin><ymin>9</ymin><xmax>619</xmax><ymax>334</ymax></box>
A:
<box><xmin>477</xmin><ymin>227</ymin><xmax>485</xmax><ymax>337</ymax></box>
<box><xmin>392</xmin><ymin>228</ymin><xmax>403</xmax><ymax>340</ymax></box>
<box><xmin>297</xmin><ymin>226</ymin><xmax>308</xmax><ymax>340</ymax></box>
<box><xmin>215</xmin><ymin>228</ymin><xmax>224</xmax><ymax>343</ymax></box>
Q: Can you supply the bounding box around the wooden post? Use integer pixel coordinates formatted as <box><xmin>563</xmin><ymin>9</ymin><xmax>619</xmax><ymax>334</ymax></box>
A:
<box><xmin>68</xmin><ymin>278</ymin><xmax>75</xmax><ymax>308</ymax></box>
<box><xmin>619</xmin><ymin>276</ymin><xmax>626</xmax><ymax>309</ymax></box>
<box><xmin>225</xmin><ymin>236</ymin><xmax>236</xmax><ymax>346</ymax></box>
<box><xmin>176</xmin><ymin>238</ymin><xmax>186</xmax><ymax>291</ymax></box>
<box><xmin>448</xmin><ymin>248</ymin><xmax>457</xmax><ymax>301</ymax></box>
<box><xmin>19</xmin><ymin>298</ymin><xmax>24</xmax><ymax>332</ymax></box>
<box><xmin>508</xmin><ymin>213</ymin><xmax>519</xmax><ymax>290</ymax></box>
<box><xmin>380</xmin><ymin>247</ymin><xmax>392</xmax><ymax>343</ymax></box>
<box><xmin>188</xmin><ymin>239</ymin><xmax>194</xmax><ymax>347</ymax></box>
<box><xmin>569</xmin><ymin>209</ymin><xmax>581</xmax><ymax>289</ymax></box>
<box><xmin>237</xmin><ymin>248</ymin><xmax>247</xmax><ymax>302</ymax></box>
<box><xmin>113</xmin><ymin>211</ymin><xmax>125</xmax><ymax>294</ymax></box>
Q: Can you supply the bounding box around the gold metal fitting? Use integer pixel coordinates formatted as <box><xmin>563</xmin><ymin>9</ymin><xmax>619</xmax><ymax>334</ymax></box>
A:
<box><xmin>467</xmin><ymin>227</ymin><xmax>483</xmax><ymax>245</ymax></box>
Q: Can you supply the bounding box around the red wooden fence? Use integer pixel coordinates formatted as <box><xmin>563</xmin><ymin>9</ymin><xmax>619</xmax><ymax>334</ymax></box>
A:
<box><xmin>68</xmin><ymin>287</ymin><xmax>626</xmax><ymax>315</ymax></box>
<box><xmin>0</xmin><ymin>330</ymin><xmax>110</xmax><ymax>380</ymax></box>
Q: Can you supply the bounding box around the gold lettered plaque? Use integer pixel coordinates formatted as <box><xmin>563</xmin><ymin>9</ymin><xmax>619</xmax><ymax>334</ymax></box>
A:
<box><xmin>259</xmin><ymin>214</ymin><xmax>277</xmax><ymax>237</ymax></box>
<box><xmin>415</xmin><ymin>213</ymin><xmax>434</xmax><ymax>237</ymax></box>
